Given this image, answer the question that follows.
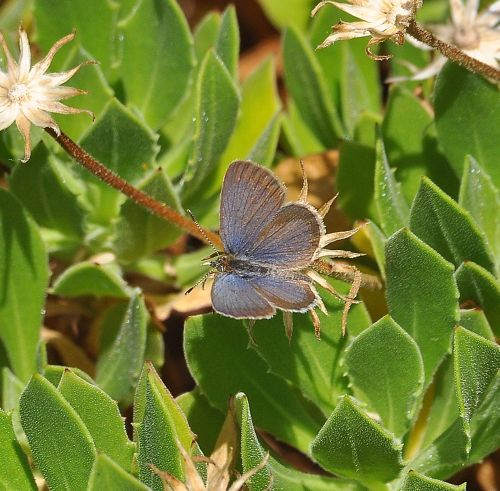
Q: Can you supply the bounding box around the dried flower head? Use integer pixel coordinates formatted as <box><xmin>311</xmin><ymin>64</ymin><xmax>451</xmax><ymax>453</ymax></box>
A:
<box><xmin>390</xmin><ymin>0</ymin><xmax>500</xmax><ymax>81</ymax></box>
<box><xmin>0</xmin><ymin>27</ymin><xmax>93</xmax><ymax>162</ymax></box>
<box><xmin>312</xmin><ymin>0</ymin><xmax>423</xmax><ymax>59</ymax></box>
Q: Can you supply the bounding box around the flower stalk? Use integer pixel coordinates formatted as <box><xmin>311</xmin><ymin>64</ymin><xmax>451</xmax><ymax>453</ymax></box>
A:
<box><xmin>406</xmin><ymin>19</ymin><xmax>500</xmax><ymax>83</ymax></box>
<box><xmin>45</xmin><ymin>127</ymin><xmax>223</xmax><ymax>249</ymax></box>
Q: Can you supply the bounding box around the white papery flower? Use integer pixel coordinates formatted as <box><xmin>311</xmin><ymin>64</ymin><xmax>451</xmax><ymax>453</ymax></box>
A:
<box><xmin>390</xmin><ymin>0</ymin><xmax>500</xmax><ymax>81</ymax></box>
<box><xmin>312</xmin><ymin>0</ymin><xmax>423</xmax><ymax>58</ymax></box>
<box><xmin>0</xmin><ymin>27</ymin><xmax>92</xmax><ymax>162</ymax></box>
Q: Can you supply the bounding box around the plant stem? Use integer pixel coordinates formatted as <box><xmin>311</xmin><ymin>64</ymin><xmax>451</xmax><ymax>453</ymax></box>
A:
<box><xmin>45</xmin><ymin>128</ymin><xmax>223</xmax><ymax>249</ymax></box>
<box><xmin>407</xmin><ymin>19</ymin><xmax>500</xmax><ymax>83</ymax></box>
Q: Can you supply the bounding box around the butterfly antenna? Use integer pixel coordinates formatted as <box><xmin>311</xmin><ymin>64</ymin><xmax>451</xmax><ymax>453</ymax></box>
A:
<box><xmin>187</xmin><ymin>209</ymin><xmax>220</xmax><ymax>255</ymax></box>
<box><xmin>185</xmin><ymin>269</ymin><xmax>214</xmax><ymax>295</ymax></box>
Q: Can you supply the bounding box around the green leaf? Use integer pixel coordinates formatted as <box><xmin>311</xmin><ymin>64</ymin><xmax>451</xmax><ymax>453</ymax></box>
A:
<box><xmin>0</xmin><ymin>189</ymin><xmax>49</xmax><ymax>381</ymax></box>
<box><xmin>345</xmin><ymin>315</ymin><xmax>424</xmax><ymax>438</ymax></box>
<box><xmin>365</xmin><ymin>221</ymin><xmax>386</xmax><ymax>278</ymax></box>
<box><xmin>214</xmin><ymin>58</ymin><xmax>281</xmax><ymax>194</ymax></box>
<box><xmin>409</xmin><ymin>418</ymin><xmax>468</xmax><ymax>480</ymax></box>
<box><xmin>58</xmin><ymin>369</ymin><xmax>135</xmax><ymax>471</ymax></box>
<box><xmin>20</xmin><ymin>374</ymin><xmax>96</xmax><ymax>491</ymax></box>
<box><xmin>234</xmin><ymin>393</ymin><xmax>366</xmax><ymax>491</ymax></box>
<box><xmin>194</xmin><ymin>12</ymin><xmax>220</xmax><ymax>61</ymax></box>
<box><xmin>53</xmin><ymin>262</ymin><xmax>131</xmax><ymax>298</ymax></box>
<box><xmin>0</xmin><ymin>410</ymin><xmax>37</xmax><ymax>491</ymax></box>
<box><xmin>386</xmin><ymin>229</ymin><xmax>459</xmax><ymax>383</ymax></box>
<box><xmin>181</xmin><ymin>51</ymin><xmax>239</xmax><ymax>204</ymax></box>
<box><xmin>435</xmin><ymin>63</ymin><xmax>500</xmax><ymax>188</ymax></box>
<box><xmin>215</xmin><ymin>6</ymin><xmax>239</xmax><ymax>78</ymax></box>
<box><xmin>453</xmin><ymin>327</ymin><xmax>500</xmax><ymax>448</ymax></box>
<box><xmin>53</xmin><ymin>45</ymin><xmax>114</xmax><ymax>140</ymax></box>
<box><xmin>247</xmin><ymin>113</ymin><xmax>282</xmax><ymax>167</ymax></box>
<box><xmin>283</xmin><ymin>27</ymin><xmax>343</xmax><ymax>148</ymax></box>
<box><xmin>336</xmin><ymin>141</ymin><xmax>376</xmax><ymax>222</ymax></box>
<box><xmin>459</xmin><ymin>156</ymin><xmax>500</xmax><ymax>272</ymax></box>
<box><xmin>176</xmin><ymin>388</ymin><xmax>225</xmax><ymax>455</ymax></box>
<box><xmin>459</xmin><ymin>308</ymin><xmax>494</xmax><ymax>341</ymax></box>
<box><xmin>382</xmin><ymin>86</ymin><xmax>457</xmax><ymax>201</ymax></box>
<box><xmin>251</xmin><ymin>282</ymin><xmax>372</xmax><ymax>416</ymax></box>
<box><xmin>374</xmin><ymin>134</ymin><xmax>409</xmax><ymax>235</ymax></box>
<box><xmin>77</xmin><ymin>99</ymin><xmax>158</xmax><ymax>224</ymax></box>
<box><xmin>115</xmin><ymin>168</ymin><xmax>183</xmax><ymax>261</ymax></box>
<box><xmin>410</xmin><ymin>177</ymin><xmax>495</xmax><ymax>273</ymax></box>
<box><xmin>88</xmin><ymin>454</ymin><xmax>150</xmax><ymax>491</ymax></box>
<box><xmin>34</xmin><ymin>0</ymin><xmax>119</xmax><ymax>81</ymax></box>
<box><xmin>455</xmin><ymin>261</ymin><xmax>500</xmax><ymax>336</ymax></box>
<box><xmin>311</xmin><ymin>396</ymin><xmax>404</xmax><ymax>484</ymax></box>
<box><xmin>256</xmin><ymin>0</ymin><xmax>313</xmax><ymax>31</ymax></box>
<box><xmin>42</xmin><ymin>364</ymin><xmax>95</xmax><ymax>387</ymax></box>
<box><xmin>310</xmin><ymin>9</ymin><xmax>381</xmax><ymax>136</ymax></box>
<box><xmin>400</xmin><ymin>470</ymin><xmax>466</xmax><ymax>490</ymax></box>
<box><xmin>9</xmin><ymin>143</ymin><xmax>84</xmax><ymax>240</ymax></box>
<box><xmin>135</xmin><ymin>363</ymin><xmax>195</xmax><ymax>490</ymax></box>
<box><xmin>2</xmin><ymin>367</ymin><xmax>28</xmax><ymax>450</ymax></box>
<box><xmin>184</xmin><ymin>315</ymin><xmax>321</xmax><ymax>453</ymax></box>
<box><xmin>96</xmin><ymin>291</ymin><xmax>148</xmax><ymax>404</ymax></box>
<box><xmin>119</xmin><ymin>0</ymin><xmax>195</xmax><ymax>129</ymax></box>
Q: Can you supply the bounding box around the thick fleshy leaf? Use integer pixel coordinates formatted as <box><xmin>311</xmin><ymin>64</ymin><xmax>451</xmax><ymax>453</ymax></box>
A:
<box><xmin>283</xmin><ymin>27</ymin><xmax>343</xmax><ymax>148</ymax></box>
<box><xmin>455</xmin><ymin>261</ymin><xmax>500</xmax><ymax>336</ymax></box>
<box><xmin>20</xmin><ymin>374</ymin><xmax>96</xmax><ymax>490</ymax></box>
<box><xmin>435</xmin><ymin>63</ymin><xmax>500</xmax><ymax>188</ymax></box>
<box><xmin>53</xmin><ymin>262</ymin><xmax>131</xmax><ymax>298</ymax></box>
<box><xmin>119</xmin><ymin>0</ymin><xmax>195</xmax><ymax>129</ymax></box>
<box><xmin>176</xmin><ymin>388</ymin><xmax>225</xmax><ymax>455</ymax></box>
<box><xmin>0</xmin><ymin>189</ymin><xmax>49</xmax><ymax>381</ymax></box>
<box><xmin>181</xmin><ymin>51</ymin><xmax>239</xmax><ymax>204</ymax></box>
<box><xmin>215</xmin><ymin>58</ymin><xmax>281</xmax><ymax>194</ymax></box>
<box><xmin>336</xmin><ymin>142</ymin><xmax>376</xmax><ymax>222</ymax></box>
<box><xmin>374</xmin><ymin>134</ymin><xmax>409</xmax><ymax>236</ymax></box>
<box><xmin>58</xmin><ymin>369</ymin><xmax>135</xmax><ymax>471</ymax></box>
<box><xmin>194</xmin><ymin>12</ymin><xmax>220</xmax><ymax>61</ymax></box>
<box><xmin>400</xmin><ymin>470</ymin><xmax>466</xmax><ymax>490</ymax></box>
<box><xmin>256</xmin><ymin>0</ymin><xmax>313</xmax><ymax>31</ymax></box>
<box><xmin>365</xmin><ymin>221</ymin><xmax>386</xmax><ymax>278</ymax></box>
<box><xmin>311</xmin><ymin>396</ymin><xmax>404</xmax><ymax>484</ymax></box>
<box><xmin>0</xmin><ymin>410</ymin><xmax>37</xmax><ymax>490</ymax></box>
<box><xmin>115</xmin><ymin>168</ymin><xmax>183</xmax><ymax>261</ymax></box>
<box><xmin>345</xmin><ymin>316</ymin><xmax>424</xmax><ymax>437</ymax></box>
<box><xmin>184</xmin><ymin>315</ymin><xmax>321</xmax><ymax>453</ymax></box>
<box><xmin>9</xmin><ymin>143</ymin><xmax>84</xmax><ymax>240</ymax></box>
<box><xmin>34</xmin><ymin>0</ymin><xmax>119</xmax><ymax>80</ymax></box>
<box><xmin>453</xmin><ymin>327</ymin><xmax>500</xmax><ymax>448</ymax></box>
<box><xmin>459</xmin><ymin>309</ymin><xmax>494</xmax><ymax>341</ymax></box>
<box><xmin>77</xmin><ymin>99</ymin><xmax>158</xmax><ymax>224</ymax></box>
<box><xmin>310</xmin><ymin>8</ymin><xmax>381</xmax><ymax>136</ymax></box>
<box><xmin>135</xmin><ymin>363</ymin><xmax>196</xmax><ymax>490</ymax></box>
<box><xmin>54</xmin><ymin>46</ymin><xmax>114</xmax><ymax>140</ymax></box>
<box><xmin>215</xmin><ymin>6</ymin><xmax>239</xmax><ymax>78</ymax></box>
<box><xmin>234</xmin><ymin>393</ymin><xmax>366</xmax><ymax>491</ymax></box>
<box><xmin>382</xmin><ymin>86</ymin><xmax>457</xmax><ymax>200</ymax></box>
<box><xmin>251</xmin><ymin>281</ymin><xmax>371</xmax><ymax>416</ymax></box>
<box><xmin>459</xmin><ymin>156</ymin><xmax>500</xmax><ymax>272</ymax></box>
<box><xmin>88</xmin><ymin>454</ymin><xmax>150</xmax><ymax>491</ymax></box>
<box><xmin>95</xmin><ymin>291</ymin><xmax>148</xmax><ymax>404</ymax></box>
<box><xmin>1</xmin><ymin>367</ymin><xmax>26</xmax><ymax>447</ymax></box>
<box><xmin>409</xmin><ymin>417</ymin><xmax>468</xmax><ymax>480</ymax></box>
<box><xmin>410</xmin><ymin>177</ymin><xmax>495</xmax><ymax>273</ymax></box>
<box><xmin>386</xmin><ymin>229</ymin><xmax>459</xmax><ymax>383</ymax></box>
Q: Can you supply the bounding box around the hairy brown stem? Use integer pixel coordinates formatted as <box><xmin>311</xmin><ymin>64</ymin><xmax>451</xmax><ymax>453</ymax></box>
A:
<box><xmin>407</xmin><ymin>19</ymin><xmax>500</xmax><ymax>83</ymax></box>
<box><xmin>46</xmin><ymin>128</ymin><xmax>223</xmax><ymax>249</ymax></box>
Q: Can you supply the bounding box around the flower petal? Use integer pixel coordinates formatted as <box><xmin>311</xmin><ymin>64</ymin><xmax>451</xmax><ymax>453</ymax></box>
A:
<box><xmin>0</xmin><ymin>103</ymin><xmax>18</xmax><ymax>130</ymax></box>
<box><xmin>22</xmin><ymin>104</ymin><xmax>59</xmax><ymax>133</ymax></box>
<box><xmin>38</xmin><ymin>60</ymin><xmax>96</xmax><ymax>87</ymax></box>
<box><xmin>30</xmin><ymin>31</ymin><xmax>75</xmax><ymax>78</ymax></box>
<box><xmin>35</xmin><ymin>100</ymin><xmax>94</xmax><ymax>120</ymax></box>
<box><xmin>18</xmin><ymin>27</ymin><xmax>31</xmax><ymax>80</ymax></box>
<box><xmin>0</xmin><ymin>32</ymin><xmax>18</xmax><ymax>76</ymax></box>
<box><xmin>15</xmin><ymin>113</ymin><xmax>31</xmax><ymax>162</ymax></box>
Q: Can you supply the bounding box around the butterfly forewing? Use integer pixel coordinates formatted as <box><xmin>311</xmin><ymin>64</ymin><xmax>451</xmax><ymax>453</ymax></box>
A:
<box><xmin>220</xmin><ymin>160</ymin><xmax>285</xmax><ymax>256</ymax></box>
<box><xmin>243</xmin><ymin>203</ymin><xmax>322</xmax><ymax>268</ymax></box>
